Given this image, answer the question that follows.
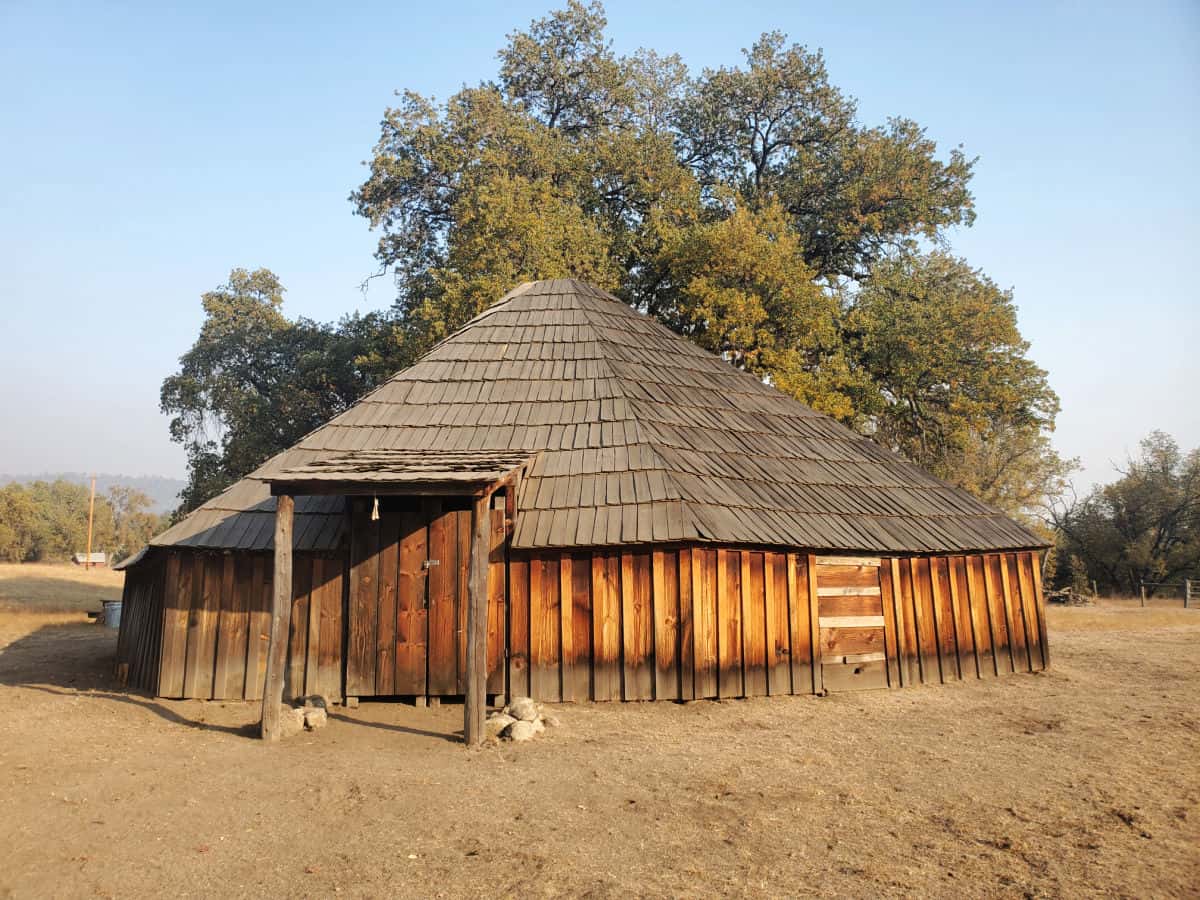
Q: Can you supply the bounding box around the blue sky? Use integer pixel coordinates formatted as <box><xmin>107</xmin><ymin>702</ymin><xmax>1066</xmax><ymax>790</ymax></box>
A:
<box><xmin>1</xmin><ymin>1</ymin><xmax>1197</xmax><ymax>489</ymax></box>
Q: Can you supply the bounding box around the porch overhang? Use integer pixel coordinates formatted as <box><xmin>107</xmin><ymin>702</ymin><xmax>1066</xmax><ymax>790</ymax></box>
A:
<box><xmin>264</xmin><ymin>449</ymin><xmax>537</xmax><ymax>498</ymax></box>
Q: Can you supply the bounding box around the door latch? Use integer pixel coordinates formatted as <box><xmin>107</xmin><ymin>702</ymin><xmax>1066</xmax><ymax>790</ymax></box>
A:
<box><xmin>422</xmin><ymin>559</ymin><xmax>440</xmax><ymax>569</ymax></box>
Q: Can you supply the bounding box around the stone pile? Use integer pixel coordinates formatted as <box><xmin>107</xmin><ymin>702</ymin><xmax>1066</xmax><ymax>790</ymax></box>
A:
<box><xmin>486</xmin><ymin>696</ymin><xmax>561</xmax><ymax>742</ymax></box>
<box><xmin>277</xmin><ymin>695</ymin><xmax>330</xmax><ymax>739</ymax></box>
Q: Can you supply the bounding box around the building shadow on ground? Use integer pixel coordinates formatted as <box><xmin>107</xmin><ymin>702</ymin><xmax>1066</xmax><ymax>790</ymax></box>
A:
<box><xmin>0</xmin><ymin>620</ymin><xmax>461</xmax><ymax>743</ymax></box>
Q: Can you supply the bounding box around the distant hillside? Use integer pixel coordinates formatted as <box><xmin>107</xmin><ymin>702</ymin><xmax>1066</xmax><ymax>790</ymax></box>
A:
<box><xmin>0</xmin><ymin>473</ymin><xmax>185</xmax><ymax>514</ymax></box>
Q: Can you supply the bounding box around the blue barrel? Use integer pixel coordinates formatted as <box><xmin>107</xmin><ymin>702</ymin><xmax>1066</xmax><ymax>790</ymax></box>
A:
<box><xmin>102</xmin><ymin>601</ymin><xmax>122</xmax><ymax>629</ymax></box>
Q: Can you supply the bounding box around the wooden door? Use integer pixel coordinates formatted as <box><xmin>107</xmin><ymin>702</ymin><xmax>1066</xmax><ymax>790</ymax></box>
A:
<box><xmin>812</xmin><ymin>555</ymin><xmax>890</xmax><ymax>692</ymax></box>
<box><xmin>345</xmin><ymin>498</ymin><xmax>471</xmax><ymax>698</ymax></box>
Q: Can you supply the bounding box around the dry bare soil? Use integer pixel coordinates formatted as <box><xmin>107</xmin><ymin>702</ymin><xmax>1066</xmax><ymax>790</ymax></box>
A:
<box><xmin>1</xmin><ymin>566</ymin><xmax>1197</xmax><ymax>898</ymax></box>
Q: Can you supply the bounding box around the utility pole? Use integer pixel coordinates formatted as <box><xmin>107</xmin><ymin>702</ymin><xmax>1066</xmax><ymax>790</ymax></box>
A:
<box><xmin>85</xmin><ymin>476</ymin><xmax>96</xmax><ymax>570</ymax></box>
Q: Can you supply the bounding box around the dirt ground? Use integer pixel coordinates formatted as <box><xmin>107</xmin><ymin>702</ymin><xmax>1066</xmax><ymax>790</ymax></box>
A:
<box><xmin>1</xmin><ymin>586</ymin><xmax>1197</xmax><ymax>898</ymax></box>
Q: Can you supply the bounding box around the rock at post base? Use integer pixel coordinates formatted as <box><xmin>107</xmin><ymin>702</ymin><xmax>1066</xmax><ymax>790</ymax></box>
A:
<box><xmin>507</xmin><ymin>697</ymin><xmax>539</xmax><ymax>722</ymax></box>
<box><xmin>279</xmin><ymin>705</ymin><xmax>305</xmax><ymax>739</ymax></box>
<box><xmin>303</xmin><ymin>707</ymin><xmax>328</xmax><ymax>730</ymax></box>
<box><xmin>502</xmin><ymin>720</ymin><xmax>537</xmax><ymax>742</ymax></box>
<box><xmin>485</xmin><ymin>714</ymin><xmax>515</xmax><ymax>740</ymax></box>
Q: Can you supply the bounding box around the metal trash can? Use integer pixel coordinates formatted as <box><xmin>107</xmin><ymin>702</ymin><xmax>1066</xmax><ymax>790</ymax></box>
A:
<box><xmin>102</xmin><ymin>601</ymin><xmax>122</xmax><ymax>629</ymax></box>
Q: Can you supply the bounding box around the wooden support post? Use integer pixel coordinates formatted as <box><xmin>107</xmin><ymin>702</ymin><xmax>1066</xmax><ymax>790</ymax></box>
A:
<box><xmin>1140</xmin><ymin>583</ymin><xmax>1146</xmax><ymax>607</ymax></box>
<box><xmin>463</xmin><ymin>492</ymin><xmax>490</xmax><ymax>746</ymax></box>
<box><xmin>261</xmin><ymin>493</ymin><xmax>294</xmax><ymax>741</ymax></box>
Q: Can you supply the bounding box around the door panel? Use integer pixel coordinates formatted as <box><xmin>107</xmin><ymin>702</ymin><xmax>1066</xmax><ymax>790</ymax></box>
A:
<box><xmin>813</xmin><ymin>555</ymin><xmax>889</xmax><ymax>692</ymax></box>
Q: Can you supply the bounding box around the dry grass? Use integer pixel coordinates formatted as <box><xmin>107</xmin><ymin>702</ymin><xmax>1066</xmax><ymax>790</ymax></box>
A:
<box><xmin>0</xmin><ymin>562</ymin><xmax>124</xmax><ymax>613</ymax></box>
<box><xmin>1045</xmin><ymin>595</ymin><xmax>1198</xmax><ymax>631</ymax></box>
<box><xmin>0</xmin><ymin>576</ymin><xmax>1197</xmax><ymax>898</ymax></box>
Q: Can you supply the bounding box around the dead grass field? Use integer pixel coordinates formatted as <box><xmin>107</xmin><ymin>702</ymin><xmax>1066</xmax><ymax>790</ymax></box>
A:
<box><xmin>1</xmin><ymin>587</ymin><xmax>1197</xmax><ymax>898</ymax></box>
<box><xmin>0</xmin><ymin>562</ymin><xmax>124</xmax><ymax>613</ymax></box>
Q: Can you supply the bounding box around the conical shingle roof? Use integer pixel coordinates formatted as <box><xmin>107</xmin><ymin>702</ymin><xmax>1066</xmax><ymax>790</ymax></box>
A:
<box><xmin>152</xmin><ymin>279</ymin><xmax>1044</xmax><ymax>554</ymax></box>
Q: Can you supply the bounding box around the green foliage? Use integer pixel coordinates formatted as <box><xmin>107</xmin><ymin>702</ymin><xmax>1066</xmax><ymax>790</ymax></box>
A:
<box><xmin>0</xmin><ymin>480</ymin><xmax>165</xmax><ymax>563</ymax></box>
<box><xmin>1052</xmin><ymin>432</ymin><xmax>1200</xmax><ymax>595</ymax></box>
<box><xmin>163</xmin><ymin>4</ymin><xmax>1065</xmax><ymax>523</ymax></box>
<box><xmin>846</xmin><ymin>252</ymin><xmax>1070</xmax><ymax>517</ymax></box>
<box><xmin>348</xmin><ymin>3</ymin><xmax>1058</xmax><ymax>518</ymax></box>
<box><xmin>160</xmin><ymin>268</ymin><xmax>407</xmax><ymax>513</ymax></box>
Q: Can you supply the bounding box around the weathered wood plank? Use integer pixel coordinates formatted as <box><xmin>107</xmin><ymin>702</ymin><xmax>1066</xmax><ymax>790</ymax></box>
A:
<box><xmin>820</xmin><ymin>625</ymin><xmax>886</xmax><ymax>656</ymax></box>
<box><xmin>214</xmin><ymin>554</ymin><xmax>248</xmax><ymax>700</ymax></box>
<box><xmin>590</xmin><ymin>552</ymin><xmax>620</xmax><ymax>701</ymax></box>
<box><xmin>877</xmin><ymin>559</ymin><xmax>901</xmax><ymax>687</ymax></box>
<box><xmin>1029</xmin><ymin>551</ymin><xmax>1050</xmax><ymax>669</ymax></box>
<box><xmin>929</xmin><ymin>557</ymin><xmax>958</xmax><ymax>682</ymax></box>
<box><xmin>817</xmin><ymin>585</ymin><xmax>882</xmax><ymax>597</ymax></box>
<box><xmin>764</xmin><ymin>552</ymin><xmax>791</xmax><ymax>695</ymax></box>
<box><xmin>693</xmin><ymin>548</ymin><xmax>718</xmax><ymax>698</ymax></box>
<box><xmin>806</xmin><ymin>554</ymin><xmax>823</xmax><ymax>694</ymax></box>
<box><xmin>818</xmin><ymin>615</ymin><xmax>886</xmax><ymax>628</ymax></box>
<box><xmin>286</xmin><ymin>554</ymin><xmax>311</xmax><ymax>701</ymax></box>
<box><xmin>1016</xmin><ymin>552</ymin><xmax>1043</xmax><ymax>671</ymax></box>
<box><xmin>373</xmin><ymin>513</ymin><xmax>399</xmax><ymax>695</ymax></box>
<box><xmin>814</xmin><ymin>564</ymin><xmax>884</xmax><ymax>590</ymax></box>
<box><xmin>185</xmin><ymin>554</ymin><xmax>222</xmax><ymax>699</ymax></box>
<box><xmin>530</xmin><ymin>555</ymin><xmax>562</xmax><ymax>702</ymax></box>
<box><xmin>396</xmin><ymin>507</ymin><xmax>428</xmax><ymax>696</ymax></box>
<box><xmin>158</xmin><ymin>552</ymin><xmax>188</xmax><ymax>698</ymax></box>
<box><xmin>317</xmin><ymin>556</ymin><xmax>344</xmax><ymax>700</ymax></box>
<box><xmin>821</xmin><ymin>660</ymin><xmax>888</xmax><ymax>692</ymax></box>
<box><xmin>346</xmin><ymin>503</ymin><xmax>378</xmax><ymax>697</ymax></box>
<box><xmin>741</xmin><ymin>552</ymin><xmax>767</xmax><ymax>697</ymax></box>
<box><xmin>947</xmin><ymin>557</ymin><xmax>977</xmax><ymax>679</ymax></box>
<box><xmin>984</xmin><ymin>555</ymin><xmax>1014</xmax><ymax>675</ymax></box>
<box><xmin>716</xmin><ymin>549</ymin><xmax>743</xmax><ymax>698</ymax></box>
<box><xmin>909</xmin><ymin>557</ymin><xmax>939</xmax><ymax>684</ymax></box>
<box><xmin>815</xmin><ymin>556</ymin><xmax>881</xmax><ymax>568</ymax></box>
<box><xmin>569</xmin><ymin>552</ymin><xmax>592</xmax><ymax>702</ymax></box>
<box><xmin>426</xmin><ymin>502</ymin><xmax>458</xmax><ymax>696</ymax></box>
<box><xmin>244</xmin><ymin>555</ymin><xmax>270</xmax><ymax>700</ymax></box>
<box><xmin>965</xmin><ymin>555</ymin><xmax>997</xmax><ymax>677</ymax></box>
<box><xmin>622</xmin><ymin>550</ymin><xmax>653</xmax><ymax>700</ymax></box>
<box><xmin>653</xmin><ymin>549</ymin><xmax>680</xmax><ymax>701</ymax></box>
<box><xmin>678</xmin><ymin>548</ymin><xmax>695</xmax><ymax>700</ymax></box>
<box><xmin>891</xmin><ymin>557</ymin><xmax>917</xmax><ymax>686</ymax></box>
<box><xmin>1001</xmin><ymin>553</ymin><xmax>1029</xmax><ymax>672</ymax></box>
<box><xmin>818</xmin><ymin>593</ymin><xmax>886</xmax><ymax>618</ymax></box>
<box><xmin>559</xmin><ymin>555</ymin><xmax>575</xmax><ymax>701</ymax></box>
<box><xmin>509</xmin><ymin>553</ymin><xmax>532</xmax><ymax>698</ymax></box>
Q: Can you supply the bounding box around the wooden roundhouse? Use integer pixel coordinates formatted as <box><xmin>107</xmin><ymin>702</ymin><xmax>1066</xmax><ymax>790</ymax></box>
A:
<box><xmin>117</xmin><ymin>279</ymin><xmax>1050</xmax><ymax>741</ymax></box>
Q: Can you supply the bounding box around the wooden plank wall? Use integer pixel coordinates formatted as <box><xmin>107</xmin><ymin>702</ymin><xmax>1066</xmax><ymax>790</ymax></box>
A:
<box><xmin>514</xmin><ymin>547</ymin><xmax>1046</xmax><ymax>702</ymax></box>
<box><xmin>115</xmin><ymin>554</ymin><xmax>166</xmax><ymax>693</ymax></box>
<box><xmin>123</xmin><ymin>542</ymin><xmax>1046</xmax><ymax>704</ymax></box>
<box><xmin>150</xmin><ymin>550</ymin><xmax>345</xmax><ymax>701</ymax></box>
<box><xmin>511</xmin><ymin>548</ymin><xmax>816</xmax><ymax>701</ymax></box>
<box><xmin>879</xmin><ymin>551</ymin><xmax>1048</xmax><ymax>690</ymax></box>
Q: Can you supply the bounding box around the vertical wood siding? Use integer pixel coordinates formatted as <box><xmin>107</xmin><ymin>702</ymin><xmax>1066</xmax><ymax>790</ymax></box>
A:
<box><xmin>123</xmin><ymin>542</ymin><xmax>1047</xmax><ymax>703</ymax></box>
<box><xmin>134</xmin><ymin>549</ymin><xmax>346</xmax><ymax>701</ymax></box>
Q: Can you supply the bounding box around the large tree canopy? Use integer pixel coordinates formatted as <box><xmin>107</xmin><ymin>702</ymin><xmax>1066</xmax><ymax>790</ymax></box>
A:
<box><xmin>1051</xmin><ymin>433</ymin><xmax>1200</xmax><ymax>595</ymax></box>
<box><xmin>161</xmin><ymin>268</ymin><xmax>404</xmax><ymax>513</ymax></box>
<box><xmin>347</xmin><ymin>1</ymin><xmax>1061</xmax><ymax>520</ymax></box>
<box><xmin>164</xmin><ymin>3</ymin><xmax>1064</xmax><ymax>523</ymax></box>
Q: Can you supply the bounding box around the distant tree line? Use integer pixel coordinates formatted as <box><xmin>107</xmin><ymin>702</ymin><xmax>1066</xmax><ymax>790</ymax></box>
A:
<box><xmin>162</xmin><ymin>2</ymin><xmax>1067</xmax><ymax>525</ymax></box>
<box><xmin>0</xmin><ymin>480</ymin><xmax>167</xmax><ymax>564</ymax></box>
<box><xmin>1048</xmin><ymin>432</ymin><xmax>1199</xmax><ymax>597</ymax></box>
